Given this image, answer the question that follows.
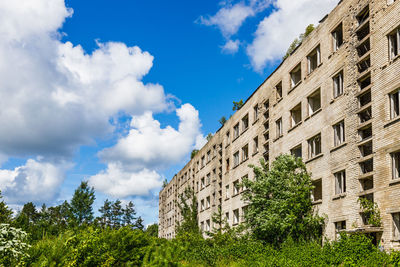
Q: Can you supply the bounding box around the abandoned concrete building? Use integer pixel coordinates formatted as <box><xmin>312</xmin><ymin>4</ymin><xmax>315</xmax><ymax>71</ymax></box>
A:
<box><xmin>159</xmin><ymin>0</ymin><xmax>400</xmax><ymax>250</ymax></box>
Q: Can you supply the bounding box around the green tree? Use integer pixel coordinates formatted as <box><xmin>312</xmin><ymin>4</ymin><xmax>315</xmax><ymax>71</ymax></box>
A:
<box><xmin>242</xmin><ymin>155</ymin><xmax>325</xmax><ymax>244</ymax></box>
<box><xmin>191</xmin><ymin>149</ymin><xmax>199</xmax><ymax>159</ymax></box>
<box><xmin>206</xmin><ymin>133</ymin><xmax>213</xmax><ymax>141</ymax></box>
<box><xmin>145</xmin><ymin>223</ymin><xmax>159</xmax><ymax>237</ymax></box>
<box><xmin>205</xmin><ymin>206</ymin><xmax>231</xmax><ymax>238</ymax></box>
<box><xmin>176</xmin><ymin>187</ymin><xmax>200</xmax><ymax>236</ymax></box>
<box><xmin>219</xmin><ymin>116</ymin><xmax>227</xmax><ymax>126</ymax></box>
<box><xmin>283</xmin><ymin>24</ymin><xmax>315</xmax><ymax>60</ymax></box>
<box><xmin>70</xmin><ymin>181</ymin><xmax>95</xmax><ymax>225</ymax></box>
<box><xmin>135</xmin><ymin>216</ymin><xmax>144</xmax><ymax>230</ymax></box>
<box><xmin>99</xmin><ymin>199</ymin><xmax>113</xmax><ymax>227</ymax></box>
<box><xmin>122</xmin><ymin>201</ymin><xmax>137</xmax><ymax>227</ymax></box>
<box><xmin>232</xmin><ymin>99</ymin><xmax>244</xmax><ymax>111</ymax></box>
<box><xmin>0</xmin><ymin>190</ymin><xmax>12</xmax><ymax>223</ymax></box>
<box><xmin>111</xmin><ymin>199</ymin><xmax>123</xmax><ymax>228</ymax></box>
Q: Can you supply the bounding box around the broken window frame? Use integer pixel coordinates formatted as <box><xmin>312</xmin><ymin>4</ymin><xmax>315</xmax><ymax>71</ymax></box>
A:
<box><xmin>333</xmin><ymin>71</ymin><xmax>344</xmax><ymax>98</ymax></box>
<box><xmin>290</xmin><ymin>64</ymin><xmax>302</xmax><ymax>88</ymax></box>
<box><xmin>233</xmin><ymin>123</ymin><xmax>240</xmax><ymax>139</ymax></box>
<box><xmin>391</xmin><ymin>151</ymin><xmax>400</xmax><ymax>180</ymax></box>
<box><xmin>332</xmin><ymin>23</ymin><xmax>343</xmax><ymax>52</ymax></box>
<box><xmin>333</xmin><ymin>120</ymin><xmax>345</xmax><ymax>147</ymax></box>
<box><xmin>233</xmin><ymin>151</ymin><xmax>240</xmax><ymax>167</ymax></box>
<box><xmin>291</xmin><ymin>144</ymin><xmax>302</xmax><ymax>159</ymax></box>
<box><xmin>334</xmin><ymin>170</ymin><xmax>346</xmax><ymax>195</ymax></box>
<box><xmin>308</xmin><ymin>88</ymin><xmax>321</xmax><ymax>116</ymax></box>
<box><xmin>290</xmin><ymin>103</ymin><xmax>302</xmax><ymax>127</ymax></box>
<box><xmin>308</xmin><ymin>133</ymin><xmax>322</xmax><ymax>159</ymax></box>
<box><xmin>242</xmin><ymin>144</ymin><xmax>249</xmax><ymax>161</ymax></box>
<box><xmin>390</xmin><ymin>88</ymin><xmax>400</xmax><ymax>119</ymax></box>
<box><xmin>307</xmin><ymin>45</ymin><xmax>321</xmax><ymax>74</ymax></box>
<box><xmin>388</xmin><ymin>27</ymin><xmax>400</xmax><ymax>60</ymax></box>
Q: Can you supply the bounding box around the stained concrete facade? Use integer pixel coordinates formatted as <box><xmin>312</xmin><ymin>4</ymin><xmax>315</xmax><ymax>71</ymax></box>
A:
<box><xmin>159</xmin><ymin>0</ymin><xmax>400</xmax><ymax>250</ymax></box>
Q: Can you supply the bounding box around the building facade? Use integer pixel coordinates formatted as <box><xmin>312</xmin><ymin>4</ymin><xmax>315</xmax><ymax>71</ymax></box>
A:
<box><xmin>159</xmin><ymin>0</ymin><xmax>400</xmax><ymax>250</ymax></box>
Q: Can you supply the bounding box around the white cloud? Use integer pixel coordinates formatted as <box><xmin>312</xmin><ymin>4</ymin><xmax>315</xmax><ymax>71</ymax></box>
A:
<box><xmin>0</xmin><ymin>0</ymin><xmax>200</xmax><ymax>204</ymax></box>
<box><xmin>89</xmin><ymin>104</ymin><xmax>203</xmax><ymax>197</ymax></box>
<box><xmin>199</xmin><ymin>2</ymin><xmax>255</xmax><ymax>38</ymax></box>
<box><xmin>0</xmin><ymin>159</ymin><xmax>71</xmax><ymax>204</ymax></box>
<box><xmin>247</xmin><ymin>0</ymin><xmax>338</xmax><ymax>71</ymax></box>
<box><xmin>221</xmin><ymin>39</ymin><xmax>241</xmax><ymax>54</ymax></box>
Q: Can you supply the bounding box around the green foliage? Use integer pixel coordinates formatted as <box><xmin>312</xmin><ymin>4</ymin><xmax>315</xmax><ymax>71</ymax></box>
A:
<box><xmin>176</xmin><ymin>187</ymin><xmax>200</xmax><ymax>236</ymax></box>
<box><xmin>191</xmin><ymin>149</ymin><xmax>199</xmax><ymax>159</ymax></box>
<box><xmin>0</xmin><ymin>191</ymin><xmax>12</xmax><ymax>224</ymax></box>
<box><xmin>70</xmin><ymin>181</ymin><xmax>95</xmax><ymax>226</ymax></box>
<box><xmin>232</xmin><ymin>99</ymin><xmax>244</xmax><ymax>111</ymax></box>
<box><xmin>218</xmin><ymin>116</ymin><xmax>227</xmax><ymax>126</ymax></box>
<box><xmin>145</xmin><ymin>223</ymin><xmax>159</xmax><ymax>237</ymax></box>
<box><xmin>0</xmin><ymin>224</ymin><xmax>30</xmax><ymax>266</ymax></box>
<box><xmin>283</xmin><ymin>24</ymin><xmax>315</xmax><ymax>60</ymax></box>
<box><xmin>206</xmin><ymin>133</ymin><xmax>213</xmax><ymax>141</ymax></box>
<box><xmin>242</xmin><ymin>155</ymin><xmax>325</xmax><ymax>244</ymax></box>
<box><xmin>358</xmin><ymin>197</ymin><xmax>382</xmax><ymax>226</ymax></box>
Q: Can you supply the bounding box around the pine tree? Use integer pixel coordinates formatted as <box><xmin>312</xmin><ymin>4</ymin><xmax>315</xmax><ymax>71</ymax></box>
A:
<box><xmin>122</xmin><ymin>201</ymin><xmax>136</xmax><ymax>227</ymax></box>
<box><xmin>0</xmin><ymin>190</ymin><xmax>12</xmax><ymax>223</ymax></box>
<box><xmin>111</xmin><ymin>199</ymin><xmax>123</xmax><ymax>228</ymax></box>
<box><xmin>99</xmin><ymin>199</ymin><xmax>112</xmax><ymax>227</ymax></box>
<box><xmin>70</xmin><ymin>181</ymin><xmax>95</xmax><ymax>225</ymax></box>
<box><xmin>135</xmin><ymin>216</ymin><xmax>144</xmax><ymax>230</ymax></box>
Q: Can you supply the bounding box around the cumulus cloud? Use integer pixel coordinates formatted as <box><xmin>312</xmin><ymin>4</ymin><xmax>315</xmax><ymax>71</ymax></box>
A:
<box><xmin>221</xmin><ymin>39</ymin><xmax>241</xmax><ymax>54</ymax></box>
<box><xmin>0</xmin><ymin>159</ymin><xmax>71</xmax><ymax>204</ymax></box>
<box><xmin>247</xmin><ymin>0</ymin><xmax>338</xmax><ymax>71</ymax></box>
<box><xmin>0</xmin><ymin>0</ymin><xmax>201</xmax><ymax>204</ymax></box>
<box><xmin>89</xmin><ymin>104</ymin><xmax>203</xmax><ymax>197</ymax></box>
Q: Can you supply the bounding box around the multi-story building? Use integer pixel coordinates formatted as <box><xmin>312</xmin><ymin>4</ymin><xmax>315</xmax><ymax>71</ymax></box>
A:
<box><xmin>159</xmin><ymin>0</ymin><xmax>400</xmax><ymax>250</ymax></box>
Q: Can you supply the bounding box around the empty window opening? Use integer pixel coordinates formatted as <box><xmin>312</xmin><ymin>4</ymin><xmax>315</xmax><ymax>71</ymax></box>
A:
<box><xmin>233</xmin><ymin>180</ymin><xmax>240</xmax><ymax>196</ymax></box>
<box><xmin>357</xmin><ymin>56</ymin><xmax>370</xmax><ymax>73</ymax></box>
<box><xmin>333</xmin><ymin>121</ymin><xmax>345</xmax><ymax>147</ymax></box>
<box><xmin>356</xmin><ymin>21</ymin><xmax>370</xmax><ymax>42</ymax></box>
<box><xmin>253</xmin><ymin>104</ymin><xmax>259</xmax><ymax>121</ymax></box>
<box><xmin>242</xmin><ymin>145</ymin><xmax>249</xmax><ymax>161</ymax></box>
<box><xmin>264</xmin><ymin>109</ymin><xmax>269</xmax><ymax>120</ymax></box>
<box><xmin>360</xmin><ymin>177</ymin><xmax>374</xmax><ymax>191</ymax></box>
<box><xmin>359</xmin><ymin>141</ymin><xmax>373</xmax><ymax>157</ymax></box>
<box><xmin>333</xmin><ymin>71</ymin><xmax>344</xmax><ymax>98</ymax></box>
<box><xmin>388</xmin><ymin>27</ymin><xmax>400</xmax><ymax>60</ymax></box>
<box><xmin>225</xmin><ymin>185</ymin><xmax>230</xmax><ymax>199</ymax></box>
<box><xmin>356</xmin><ymin>6</ymin><xmax>369</xmax><ymax>25</ymax></box>
<box><xmin>233</xmin><ymin>209</ymin><xmax>239</xmax><ymax>225</ymax></box>
<box><xmin>264</xmin><ymin>131</ymin><xmax>269</xmax><ymax>142</ymax></box>
<box><xmin>233</xmin><ymin>123</ymin><xmax>239</xmax><ymax>139</ymax></box>
<box><xmin>253</xmin><ymin>136</ymin><xmax>259</xmax><ymax>153</ymax></box>
<box><xmin>390</xmin><ymin>89</ymin><xmax>400</xmax><ymax>119</ymax></box>
<box><xmin>332</xmin><ymin>23</ymin><xmax>343</xmax><ymax>52</ymax></box>
<box><xmin>335</xmin><ymin>221</ymin><xmax>346</xmax><ymax>235</ymax></box>
<box><xmin>276</xmin><ymin>81</ymin><xmax>283</xmax><ymax>100</ymax></box>
<box><xmin>393</xmin><ymin>213</ymin><xmax>400</xmax><ymax>240</ymax></box>
<box><xmin>358</xmin><ymin>73</ymin><xmax>371</xmax><ymax>90</ymax></box>
<box><xmin>290</xmin><ymin>103</ymin><xmax>302</xmax><ymax>127</ymax></box>
<box><xmin>264</xmin><ymin>121</ymin><xmax>269</xmax><ymax>131</ymax></box>
<box><xmin>307</xmin><ymin>45</ymin><xmax>321</xmax><ymax>74</ymax></box>
<box><xmin>359</xmin><ymin>90</ymin><xmax>371</xmax><ymax>107</ymax></box>
<box><xmin>358</xmin><ymin>106</ymin><xmax>372</xmax><ymax>123</ymax></box>
<box><xmin>291</xmin><ymin>145</ymin><xmax>302</xmax><ymax>159</ymax></box>
<box><xmin>334</xmin><ymin>170</ymin><xmax>346</xmax><ymax>195</ymax></box>
<box><xmin>391</xmin><ymin>151</ymin><xmax>400</xmax><ymax>180</ymax></box>
<box><xmin>276</xmin><ymin>118</ymin><xmax>283</xmax><ymax>138</ymax></box>
<box><xmin>233</xmin><ymin>151</ymin><xmax>240</xmax><ymax>167</ymax></box>
<box><xmin>226</xmin><ymin>159</ymin><xmax>230</xmax><ymax>172</ymax></box>
<box><xmin>308</xmin><ymin>134</ymin><xmax>322</xmax><ymax>159</ymax></box>
<box><xmin>206</xmin><ymin>219</ymin><xmax>210</xmax><ymax>231</ymax></box>
<box><xmin>359</xmin><ymin>125</ymin><xmax>372</xmax><ymax>141</ymax></box>
<box><xmin>242</xmin><ymin>115</ymin><xmax>249</xmax><ymax>131</ymax></box>
<box><xmin>312</xmin><ymin>179</ymin><xmax>322</xmax><ymax>201</ymax></box>
<box><xmin>308</xmin><ymin>89</ymin><xmax>321</xmax><ymax>116</ymax></box>
<box><xmin>206</xmin><ymin>196</ymin><xmax>210</xmax><ymax>209</ymax></box>
<box><xmin>357</xmin><ymin>38</ymin><xmax>370</xmax><ymax>57</ymax></box>
<box><xmin>360</xmin><ymin>158</ymin><xmax>373</xmax><ymax>174</ymax></box>
<box><xmin>290</xmin><ymin>64</ymin><xmax>302</xmax><ymax>88</ymax></box>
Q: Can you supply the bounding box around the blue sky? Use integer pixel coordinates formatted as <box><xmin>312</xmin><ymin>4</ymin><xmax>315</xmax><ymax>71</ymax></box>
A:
<box><xmin>0</xmin><ymin>0</ymin><xmax>338</xmax><ymax>225</ymax></box>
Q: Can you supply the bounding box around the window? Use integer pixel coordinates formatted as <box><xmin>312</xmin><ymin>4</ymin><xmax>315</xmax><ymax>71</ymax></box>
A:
<box><xmin>333</xmin><ymin>71</ymin><xmax>343</xmax><ymax>98</ymax></box>
<box><xmin>233</xmin><ymin>151</ymin><xmax>240</xmax><ymax>167</ymax></box>
<box><xmin>200</xmin><ymin>221</ymin><xmax>204</xmax><ymax>231</ymax></box>
<box><xmin>308</xmin><ymin>134</ymin><xmax>321</xmax><ymax>159</ymax></box>
<box><xmin>206</xmin><ymin>219</ymin><xmax>210</xmax><ymax>231</ymax></box>
<box><xmin>254</xmin><ymin>104</ymin><xmax>259</xmax><ymax>121</ymax></box>
<box><xmin>335</xmin><ymin>221</ymin><xmax>346</xmax><ymax>239</ymax></box>
<box><xmin>201</xmin><ymin>177</ymin><xmax>205</xmax><ymax>189</ymax></box>
<box><xmin>276</xmin><ymin>118</ymin><xmax>283</xmax><ymax>138</ymax></box>
<box><xmin>201</xmin><ymin>199</ymin><xmax>205</xmax><ymax>211</ymax></box>
<box><xmin>290</xmin><ymin>64</ymin><xmax>302</xmax><ymax>88</ymax></box>
<box><xmin>226</xmin><ymin>158</ymin><xmax>230</xmax><ymax>172</ymax></box>
<box><xmin>360</xmin><ymin>158</ymin><xmax>373</xmax><ymax>174</ymax></box>
<box><xmin>332</xmin><ymin>23</ymin><xmax>343</xmax><ymax>52</ymax></box>
<box><xmin>206</xmin><ymin>196</ymin><xmax>210</xmax><ymax>209</ymax></box>
<box><xmin>307</xmin><ymin>45</ymin><xmax>321</xmax><ymax>74</ymax></box>
<box><xmin>233</xmin><ymin>123</ymin><xmax>240</xmax><ymax>139</ymax></box>
<box><xmin>206</xmin><ymin>173</ymin><xmax>211</xmax><ymax>185</ymax></box>
<box><xmin>389</xmin><ymin>27</ymin><xmax>400</xmax><ymax>60</ymax></box>
<box><xmin>207</xmin><ymin>150</ymin><xmax>211</xmax><ymax>162</ymax></box>
<box><xmin>225</xmin><ymin>212</ymin><xmax>229</xmax><ymax>221</ymax></box>
<box><xmin>242</xmin><ymin>115</ymin><xmax>249</xmax><ymax>131</ymax></box>
<box><xmin>308</xmin><ymin>89</ymin><xmax>321</xmax><ymax>116</ymax></box>
<box><xmin>390</xmin><ymin>89</ymin><xmax>400</xmax><ymax>119</ymax></box>
<box><xmin>393</xmin><ymin>213</ymin><xmax>400</xmax><ymax>240</ymax></box>
<box><xmin>312</xmin><ymin>179</ymin><xmax>322</xmax><ymax>201</ymax></box>
<box><xmin>233</xmin><ymin>180</ymin><xmax>240</xmax><ymax>196</ymax></box>
<box><xmin>226</xmin><ymin>131</ymin><xmax>231</xmax><ymax>145</ymax></box>
<box><xmin>391</xmin><ymin>151</ymin><xmax>400</xmax><ymax>180</ymax></box>
<box><xmin>242</xmin><ymin>145</ymin><xmax>249</xmax><ymax>161</ymax></box>
<box><xmin>334</xmin><ymin>170</ymin><xmax>346</xmax><ymax>195</ymax></box>
<box><xmin>333</xmin><ymin>120</ymin><xmax>345</xmax><ymax>146</ymax></box>
<box><xmin>275</xmin><ymin>81</ymin><xmax>283</xmax><ymax>100</ymax></box>
<box><xmin>291</xmin><ymin>144</ymin><xmax>302</xmax><ymax>159</ymax></box>
<box><xmin>290</xmin><ymin>103</ymin><xmax>302</xmax><ymax>127</ymax></box>
<box><xmin>225</xmin><ymin>185</ymin><xmax>230</xmax><ymax>199</ymax></box>
<box><xmin>201</xmin><ymin>156</ymin><xmax>205</xmax><ymax>167</ymax></box>
<box><xmin>233</xmin><ymin>209</ymin><xmax>239</xmax><ymax>225</ymax></box>
<box><xmin>253</xmin><ymin>136</ymin><xmax>259</xmax><ymax>153</ymax></box>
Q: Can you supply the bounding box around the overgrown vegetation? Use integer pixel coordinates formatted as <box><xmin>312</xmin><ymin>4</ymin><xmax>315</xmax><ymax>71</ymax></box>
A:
<box><xmin>283</xmin><ymin>24</ymin><xmax>315</xmax><ymax>60</ymax></box>
<box><xmin>232</xmin><ymin>99</ymin><xmax>244</xmax><ymax>111</ymax></box>
<box><xmin>0</xmin><ymin>156</ymin><xmax>399</xmax><ymax>266</ymax></box>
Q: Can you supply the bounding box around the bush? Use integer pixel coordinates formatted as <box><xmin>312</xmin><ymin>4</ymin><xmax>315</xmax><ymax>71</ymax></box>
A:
<box><xmin>0</xmin><ymin>224</ymin><xmax>30</xmax><ymax>266</ymax></box>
